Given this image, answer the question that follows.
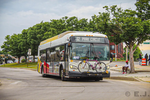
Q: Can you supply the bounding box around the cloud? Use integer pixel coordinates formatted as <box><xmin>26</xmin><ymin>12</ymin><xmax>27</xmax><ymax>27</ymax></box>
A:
<box><xmin>67</xmin><ymin>5</ymin><xmax>105</xmax><ymax>19</ymax></box>
<box><xmin>0</xmin><ymin>10</ymin><xmax>61</xmax><ymax>31</ymax></box>
<box><xmin>66</xmin><ymin>1</ymin><xmax>136</xmax><ymax>19</ymax></box>
<box><xmin>0</xmin><ymin>10</ymin><xmax>62</xmax><ymax>50</ymax></box>
<box><xmin>119</xmin><ymin>2</ymin><xmax>136</xmax><ymax>10</ymax></box>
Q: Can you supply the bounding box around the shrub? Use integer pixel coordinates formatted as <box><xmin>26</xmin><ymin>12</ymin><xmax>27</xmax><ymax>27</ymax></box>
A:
<box><xmin>21</xmin><ymin>59</ymin><xmax>26</xmax><ymax>63</ymax></box>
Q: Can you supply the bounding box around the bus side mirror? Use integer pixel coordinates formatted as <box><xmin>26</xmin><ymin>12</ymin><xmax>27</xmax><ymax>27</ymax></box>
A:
<box><xmin>68</xmin><ymin>42</ymin><xmax>72</xmax><ymax>47</ymax></box>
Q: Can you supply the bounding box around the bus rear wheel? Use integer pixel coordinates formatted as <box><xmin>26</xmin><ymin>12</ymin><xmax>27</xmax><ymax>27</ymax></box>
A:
<box><xmin>42</xmin><ymin>67</ymin><xmax>46</xmax><ymax>77</ymax></box>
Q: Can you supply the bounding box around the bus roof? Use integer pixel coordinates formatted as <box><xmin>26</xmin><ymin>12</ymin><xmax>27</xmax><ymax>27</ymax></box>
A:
<box><xmin>39</xmin><ymin>31</ymin><xmax>107</xmax><ymax>50</ymax></box>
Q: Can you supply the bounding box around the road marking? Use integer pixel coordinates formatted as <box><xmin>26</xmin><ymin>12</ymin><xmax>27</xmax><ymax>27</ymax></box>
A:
<box><xmin>121</xmin><ymin>81</ymin><xmax>134</xmax><ymax>84</ymax></box>
<box><xmin>10</xmin><ymin>81</ymin><xmax>21</xmax><ymax>85</ymax></box>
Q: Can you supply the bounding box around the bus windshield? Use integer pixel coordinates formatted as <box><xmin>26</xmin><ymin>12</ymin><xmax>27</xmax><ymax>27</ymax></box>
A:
<box><xmin>70</xmin><ymin>43</ymin><xmax>110</xmax><ymax>61</ymax></box>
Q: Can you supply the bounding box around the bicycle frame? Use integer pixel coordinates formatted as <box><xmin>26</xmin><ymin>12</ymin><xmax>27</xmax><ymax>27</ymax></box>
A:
<box><xmin>84</xmin><ymin>59</ymin><xmax>100</xmax><ymax>70</ymax></box>
<box><xmin>78</xmin><ymin>58</ymin><xmax>106</xmax><ymax>73</ymax></box>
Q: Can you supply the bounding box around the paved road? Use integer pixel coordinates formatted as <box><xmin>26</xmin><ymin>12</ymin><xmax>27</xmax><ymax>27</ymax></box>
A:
<box><xmin>0</xmin><ymin>67</ymin><xmax>150</xmax><ymax>100</ymax></box>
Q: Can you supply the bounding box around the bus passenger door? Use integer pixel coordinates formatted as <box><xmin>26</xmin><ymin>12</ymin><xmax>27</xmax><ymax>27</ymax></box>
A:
<box><xmin>65</xmin><ymin>44</ymin><xmax>69</xmax><ymax>75</ymax></box>
<box><xmin>37</xmin><ymin>56</ymin><xmax>41</xmax><ymax>73</ymax></box>
<box><xmin>46</xmin><ymin>49</ymin><xmax>50</xmax><ymax>74</ymax></box>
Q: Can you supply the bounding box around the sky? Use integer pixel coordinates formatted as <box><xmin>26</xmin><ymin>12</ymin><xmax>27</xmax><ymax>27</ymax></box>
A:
<box><xmin>0</xmin><ymin>0</ymin><xmax>137</xmax><ymax>51</ymax></box>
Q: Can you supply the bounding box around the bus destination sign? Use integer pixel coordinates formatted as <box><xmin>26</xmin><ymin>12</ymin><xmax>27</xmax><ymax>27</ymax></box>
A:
<box><xmin>71</xmin><ymin>36</ymin><xmax>107</xmax><ymax>43</ymax></box>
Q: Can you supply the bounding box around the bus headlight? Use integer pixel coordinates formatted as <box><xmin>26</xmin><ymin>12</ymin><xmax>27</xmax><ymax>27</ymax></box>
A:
<box><xmin>107</xmin><ymin>66</ymin><xmax>110</xmax><ymax>70</ymax></box>
<box><xmin>103</xmin><ymin>65</ymin><xmax>110</xmax><ymax>70</ymax></box>
<box><xmin>70</xmin><ymin>65</ymin><xmax>77</xmax><ymax>69</ymax></box>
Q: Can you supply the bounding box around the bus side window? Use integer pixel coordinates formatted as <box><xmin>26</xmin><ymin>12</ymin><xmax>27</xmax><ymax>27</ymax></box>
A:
<box><xmin>47</xmin><ymin>49</ymin><xmax>51</xmax><ymax>62</ymax></box>
<box><xmin>60</xmin><ymin>45</ymin><xmax>65</xmax><ymax>61</ymax></box>
<box><xmin>55</xmin><ymin>50</ymin><xmax>60</xmax><ymax>62</ymax></box>
<box><xmin>40</xmin><ymin>50</ymin><xmax>46</xmax><ymax>62</ymax></box>
<box><xmin>50</xmin><ymin>48</ymin><xmax>55</xmax><ymax>62</ymax></box>
<box><xmin>60</xmin><ymin>50</ymin><xmax>64</xmax><ymax>61</ymax></box>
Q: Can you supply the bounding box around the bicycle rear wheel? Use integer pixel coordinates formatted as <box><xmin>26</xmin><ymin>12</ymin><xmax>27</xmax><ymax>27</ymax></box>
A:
<box><xmin>78</xmin><ymin>61</ymin><xmax>89</xmax><ymax>72</ymax></box>
<box><xmin>96</xmin><ymin>62</ymin><xmax>106</xmax><ymax>72</ymax></box>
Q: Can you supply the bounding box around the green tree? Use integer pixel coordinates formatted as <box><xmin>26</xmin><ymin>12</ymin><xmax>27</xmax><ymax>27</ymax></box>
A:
<box><xmin>88</xmin><ymin>15</ymin><xmax>98</xmax><ymax>32</ymax></box>
<box><xmin>27</xmin><ymin>27</ymin><xmax>38</xmax><ymax>62</ymax></box>
<box><xmin>10</xmin><ymin>34</ymin><xmax>23</xmax><ymax>63</ymax></box>
<box><xmin>1</xmin><ymin>34</ymin><xmax>24</xmax><ymax>63</ymax></box>
<box><xmin>1</xmin><ymin>35</ymin><xmax>12</xmax><ymax>63</ymax></box>
<box><xmin>66</xmin><ymin>16</ymin><xmax>78</xmax><ymax>31</ymax></box>
<box><xmin>95</xmin><ymin>5</ymin><xmax>150</xmax><ymax>73</ymax></box>
<box><xmin>135</xmin><ymin>0</ymin><xmax>150</xmax><ymax>21</ymax></box>
<box><xmin>1</xmin><ymin>35</ymin><xmax>11</xmax><ymax>53</ymax></box>
<box><xmin>50</xmin><ymin>18</ymin><xmax>66</xmax><ymax>34</ymax></box>
<box><xmin>77</xmin><ymin>18</ymin><xmax>89</xmax><ymax>31</ymax></box>
<box><xmin>0</xmin><ymin>50</ymin><xmax>7</xmax><ymax>55</ymax></box>
<box><xmin>0</xmin><ymin>55</ymin><xmax>2</xmax><ymax>64</ymax></box>
<box><xmin>27</xmin><ymin>22</ymin><xmax>47</xmax><ymax>62</ymax></box>
<box><xmin>18</xmin><ymin>29</ymin><xmax>30</xmax><ymax>62</ymax></box>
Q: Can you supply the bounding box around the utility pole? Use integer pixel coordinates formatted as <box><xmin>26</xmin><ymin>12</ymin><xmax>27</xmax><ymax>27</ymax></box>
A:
<box><xmin>115</xmin><ymin>44</ymin><xmax>117</xmax><ymax>61</ymax></box>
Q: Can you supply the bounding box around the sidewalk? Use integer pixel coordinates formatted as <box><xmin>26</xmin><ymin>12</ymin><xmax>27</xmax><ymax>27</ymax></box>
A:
<box><xmin>109</xmin><ymin>64</ymin><xmax>150</xmax><ymax>83</ymax></box>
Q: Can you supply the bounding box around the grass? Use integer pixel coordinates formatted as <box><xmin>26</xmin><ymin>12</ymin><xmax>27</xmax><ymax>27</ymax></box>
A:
<box><xmin>0</xmin><ymin>62</ymin><xmax>37</xmax><ymax>71</ymax></box>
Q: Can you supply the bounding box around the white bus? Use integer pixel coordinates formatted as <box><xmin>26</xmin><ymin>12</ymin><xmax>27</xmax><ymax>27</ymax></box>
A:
<box><xmin>37</xmin><ymin>31</ymin><xmax>110</xmax><ymax>81</ymax></box>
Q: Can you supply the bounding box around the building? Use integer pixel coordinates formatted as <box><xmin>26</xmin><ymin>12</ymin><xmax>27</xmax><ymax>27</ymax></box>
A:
<box><xmin>110</xmin><ymin>42</ymin><xmax>124</xmax><ymax>58</ymax></box>
<box><xmin>139</xmin><ymin>40</ymin><xmax>150</xmax><ymax>57</ymax></box>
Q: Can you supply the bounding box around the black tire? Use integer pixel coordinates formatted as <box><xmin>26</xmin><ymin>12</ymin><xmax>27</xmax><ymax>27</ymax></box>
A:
<box><xmin>78</xmin><ymin>61</ymin><xmax>89</xmax><ymax>72</ymax></box>
<box><xmin>95</xmin><ymin>77</ymin><xmax>103</xmax><ymax>81</ymax></box>
<box><xmin>41</xmin><ymin>67</ymin><xmax>46</xmax><ymax>77</ymax></box>
<box><xmin>96</xmin><ymin>62</ymin><xmax>106</xmax><ymax>72</ymax></box>
<box><xmin>100</xmin><ymin>77</ymin><xmax>103</xmax><ymax>80</ymax></box>
<box><xmin>37</xmin><ymin>64</ymin><xmax>39</xmax><ymax>72</ymax></box>
<box><xmin>60</xmin><ymin>68</ymin><xmax>66</xmax><ymax>81</ymax></box>
<box><xmin>95</xmin><ymin>79</ymin><xmax>99</xmax><ymax>81</ymax></box>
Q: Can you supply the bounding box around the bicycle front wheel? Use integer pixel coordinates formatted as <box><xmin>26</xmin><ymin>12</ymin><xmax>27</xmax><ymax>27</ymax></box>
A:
<box><xmin>96</xmin><ymin>62</ymin><xmax>106</xmax><ymax>72</ymax></box>
<box><xmin>78</xmin><ymin>61</ymin><xmax>89</xmax><ymax>72</ymax></box>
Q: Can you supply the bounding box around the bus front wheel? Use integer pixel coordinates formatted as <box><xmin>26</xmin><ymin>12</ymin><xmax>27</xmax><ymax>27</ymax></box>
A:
<box><xmin>95</xmin><ymin>77</ymin><xmax>103</xmax><ymax>81</ymax></box>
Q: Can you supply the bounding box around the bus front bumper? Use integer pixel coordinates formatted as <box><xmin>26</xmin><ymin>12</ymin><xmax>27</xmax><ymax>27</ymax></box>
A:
<box><xmin>67</xmin><ymin>71</ymin><xmax>110</xmax><ymax>78</ymax></box>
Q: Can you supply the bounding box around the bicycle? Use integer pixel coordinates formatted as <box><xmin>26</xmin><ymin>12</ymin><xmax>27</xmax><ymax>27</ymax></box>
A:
<box><xmin>78</xmin><ymin>57</ymin><xmax>106</xmax><ymax>72</ymax></box>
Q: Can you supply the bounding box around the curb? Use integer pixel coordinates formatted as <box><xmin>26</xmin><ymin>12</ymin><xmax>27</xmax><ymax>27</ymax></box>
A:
<box><xmin>110</xmin><ymin>69</ymin><xmax>150</xmax><ymax>72</ymax></box>
<box><xmin>105</xmin><ymin>76</ymin><xmax>139</xmax><ymax>81</ymax></box>
<box><xmin>105</xmin><ymin>76</ymin><xmax>150</xmax><ymax>83</ymax></box>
